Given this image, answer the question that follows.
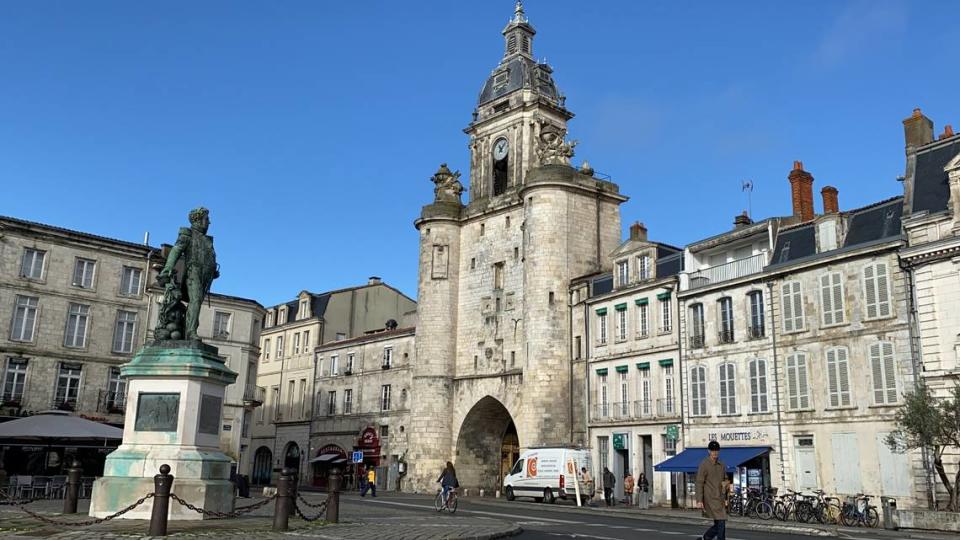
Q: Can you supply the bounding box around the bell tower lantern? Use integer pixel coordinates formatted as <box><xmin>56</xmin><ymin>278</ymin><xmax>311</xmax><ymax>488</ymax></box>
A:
<box><xmin>465</xmin><ymin>1</ymin><xmax>574</xmax><ymax>204</ymax></box>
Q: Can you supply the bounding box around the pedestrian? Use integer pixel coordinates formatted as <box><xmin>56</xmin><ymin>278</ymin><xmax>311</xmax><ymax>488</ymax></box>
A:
<box><xmin>623</xmin><ymin>472</ymin><xmax>635</xmax><ymax>505</ymax></box>
<box><xmin>580</xmin><ymin>467</ymin><xmax>597</xmax><ymax>507</ymax></box>
<box><xmin>696</xmin><ymin>441</ymin><xmax>727</xmax><ymax>540</ymax></box>
<box><xmin>361</xmin><ymin>467</ymin><xmax>377</xmax><ymax>497</ymax></box>
<box><xmin>602</xmin><ymin>467</ymin><xmax>616</xmax><ymax>507</ymax></box>
<box><xmin>637</xmin><ymin>472</ymin><xmax>650</xmax><ymax>509</ymax></box>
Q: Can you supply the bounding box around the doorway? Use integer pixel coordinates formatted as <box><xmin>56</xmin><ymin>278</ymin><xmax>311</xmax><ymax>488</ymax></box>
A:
<box><xmin>612</xmin><ymin>432</ymin><xmax>629</xmax><ymax>500</ymax></box>
<box><xmin>794</xmin><ymin>436</ymin><xmax>818</xmax><ymax>490</ymax></box>
<box><xmin>500</xmin><ymin>422</ymin><xmax>519</xmax><ymax>489</ymax></box>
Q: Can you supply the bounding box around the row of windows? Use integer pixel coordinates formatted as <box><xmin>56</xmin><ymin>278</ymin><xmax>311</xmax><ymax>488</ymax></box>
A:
<box><xmin>320</xmin><ymin>385</ymin><xmax>398</xmax><ymax>416</ymax></box>
<box><xmin>17</xmin><ymin>248</ymin><xmax>143</xmax><ymax>296</ymax></box>
<box><xmin>318</xmin><ymin>348</ymin><xmax>394</xmax><ymax>376</ymax></box>
<box><xmin>615</xmin><ymin>253</ymin><xmax>654</xmax><ymax>288</ymax></box>
<box><xmin>686</xmin><ymin>262</ymin><xmax>894</xmax><ymax>348</ymax></box>
<box><xmin>262</xmin><ymin>330</ymin><xmax>312</xmax><ymax>360</ymax></box>
<box><xmin>1</xmin><ymin>357</ymin><xmax>126</xmax><ymax>410</ymax></box>
<box><xmin>9</xmin><ymin>295</ymin><xmax>139</xmax><ymax>353</ymax></box>
<box><xmin>596</xmin><ymin>365</ymin><xmax>677</xmax><ymax>417</ymax></box>
<box><xmin>687</xmin><ymin>342</ymin><xmax>899</xmax><ymax>417</ymax></box>
<box><xmin>596</xmin><ymin>296</ymin><xmax>672</xmax><ymax>345</ymax></box>
<box><xmin>264</xmin><ymin>299</ymin><xmax>311</xmax><ymax>328</ymax></box>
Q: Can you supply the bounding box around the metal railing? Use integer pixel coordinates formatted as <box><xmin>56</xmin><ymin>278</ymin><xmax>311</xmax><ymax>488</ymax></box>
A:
<box><xmin>689</xmin><ymin>334</ymin><xmax>705</xmax><ymax>349</ymax></box>
<box><xmin>748</xmin><ymin>325</ymin><xmax>765</xmax><ymax>339</ymax></box>
<box><xmin>688</xmin><ymin>253</ymin><xmax>766</xmax><ymax>290</ymax></box>
<box><xmin>243</xmin><ymin>385</ymin><xmax>265</xmax><ymax>405</ymax></box>
<box><xmin>718</xmin><ymin>329</ymin><xmax>735</xmax><ymax>344</ymax></box>
<box><xmin>591</xmin><ymin>399</ymin><xmax>679</xmax><ymax>422</ymax></box>
<box><xmin>98</xmin><ymin>390</ymin><xmax>126</xmax><ymax>414</ymax></box>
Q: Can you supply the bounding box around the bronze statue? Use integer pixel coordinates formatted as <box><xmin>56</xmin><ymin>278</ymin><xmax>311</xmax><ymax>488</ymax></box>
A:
<box><xmin>154</xmin><ymin>207</ymin><xmax>219</xmax><ymax>341</ymax></box>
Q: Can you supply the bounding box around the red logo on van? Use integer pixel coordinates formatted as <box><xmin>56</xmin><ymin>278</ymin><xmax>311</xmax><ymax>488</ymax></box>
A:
<box><xmin>526</xmin><ymin>457</ymin><xmax>538</xmax><ymax>477</ymax></box>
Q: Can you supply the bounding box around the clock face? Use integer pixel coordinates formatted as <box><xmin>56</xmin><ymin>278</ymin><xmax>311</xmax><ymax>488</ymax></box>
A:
<box><xmin>493</xmin><ymin>138</ymin><xmax>509</xmax><ymax>160</ymax></box>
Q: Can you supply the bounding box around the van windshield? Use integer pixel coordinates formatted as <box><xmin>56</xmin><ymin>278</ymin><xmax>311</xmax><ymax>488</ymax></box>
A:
<box><xmin>510</xmin><ymin>459</ymin><xmax>523</xmax><ymax>475</ymax></box>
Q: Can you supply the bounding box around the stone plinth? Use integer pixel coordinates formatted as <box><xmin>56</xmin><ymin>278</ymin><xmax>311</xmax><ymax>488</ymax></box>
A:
<box><xmin>90</xmin><ymin>341</ymin><xmax>237</xmax><ymax>520</ymax></box>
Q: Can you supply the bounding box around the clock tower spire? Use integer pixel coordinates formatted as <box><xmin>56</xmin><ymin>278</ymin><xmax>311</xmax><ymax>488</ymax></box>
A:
<box><xmin>465</xmin><ymin>1</ymin><xmax>573</xmax><ymax>203</ymax></box>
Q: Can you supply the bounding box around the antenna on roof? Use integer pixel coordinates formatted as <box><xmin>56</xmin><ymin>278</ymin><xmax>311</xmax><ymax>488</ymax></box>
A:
<box><xmin>741</xmin><ymin>180</ymin><xmax>754</xmax><ymax>218</ymax></box>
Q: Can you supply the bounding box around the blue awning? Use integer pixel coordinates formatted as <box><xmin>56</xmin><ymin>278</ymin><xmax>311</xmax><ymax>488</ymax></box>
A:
<box><xmin>655</xmin><ymin>446</ymin><xmax>771</xmax><ymax>474</ymax></box>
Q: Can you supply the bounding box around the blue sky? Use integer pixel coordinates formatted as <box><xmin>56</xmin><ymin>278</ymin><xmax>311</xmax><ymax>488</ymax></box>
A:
<box><xmin>2</xmin><ymin>1</ymin><xmax>957</xmax><ymax>305</ymax></box>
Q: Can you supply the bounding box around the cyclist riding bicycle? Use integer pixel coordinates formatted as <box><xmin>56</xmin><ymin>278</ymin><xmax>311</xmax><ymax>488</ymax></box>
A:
<box><xmin>437</xmin><ymin>461</ymin><xmax>459</xmax><ymax>506</ymax></box>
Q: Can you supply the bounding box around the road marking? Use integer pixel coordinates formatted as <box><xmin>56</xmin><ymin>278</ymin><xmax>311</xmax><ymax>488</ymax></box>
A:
<box><xmin>357</xmin><ymin>498</ymin><xmax>584</xmax><ymax>524</ymax></box>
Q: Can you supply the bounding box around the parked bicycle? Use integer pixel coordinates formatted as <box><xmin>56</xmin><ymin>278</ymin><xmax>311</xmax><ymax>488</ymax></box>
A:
<box><xmin>773</xmin><ymin>489</ymin><xmax>799</xmax><ymax>521</ymax></box>
<box><xmin>840</xmin><ymin>494</ymin><xmax>879</xmax><ymax>528</ymax></box>
<box><xmin>434</xmin><ymin>487</ymin><xmax>458</xmax><ymax>513</ymax></box>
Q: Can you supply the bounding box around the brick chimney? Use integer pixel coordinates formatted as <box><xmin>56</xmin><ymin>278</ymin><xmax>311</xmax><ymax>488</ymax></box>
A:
<box><xmin>939</xmin><ymin>124</ymin><xmax>955</xmax><ymax>140</ymax></box>
<box><xmin>733</xmin><ymin>211</ymin><xmax>753</xmax><ymax>229</ymax></box>
<box><xmin>629</xmin><ymin>221</ymin><xmax>648</xmax><ymax>241</ymax></box>
<box><xmin>821</xmin><ymin>186</ymin><xmax>839</xmax><ymax>214</ymax></box>
<box><xmin>903</xmin><ymin>108</ymin><xmax>934</xmax><ymax>148</ymax></box>
<box><xmin>789</xmin><ymin>161</ymin><xmax>815</xmax><ymax>222</ymax></box>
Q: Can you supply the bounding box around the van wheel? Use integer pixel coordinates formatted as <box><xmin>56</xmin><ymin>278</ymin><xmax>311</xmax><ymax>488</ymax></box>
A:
<box><xmin>543</xmin><ymin>488</ymin><xmax>555</xmax><ymax>504</ymax></box>
<box><xmin>505</xmin><ymin>487</ymin><xmax>515</xmax><ymax>501</ymax></box>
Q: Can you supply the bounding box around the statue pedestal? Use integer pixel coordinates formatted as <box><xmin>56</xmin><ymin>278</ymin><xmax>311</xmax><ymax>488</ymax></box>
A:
<box><xmin>90</xmin><ymin>341</ymin><xmax>238</xmax><ymax>520</ymax></box>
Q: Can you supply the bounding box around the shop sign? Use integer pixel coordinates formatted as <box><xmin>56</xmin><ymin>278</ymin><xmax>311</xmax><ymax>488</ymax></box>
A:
<box><xmin>612</xmin><ymin>433</ymin><xmax>626</xmax><ymax>450</ymax></box>
<box><xmin>359</xmin><ymin>427</ymin><xmax>380</xmax><ymax>448</ymax></box>
<box><xmin>693</xmin><ymin>427</ymin><xmax>772</xmax><ymax>445</ymax></box>
<box><xmin>665</xmin><ymin>424</ymin><xmax>679</xmax><ymax>441</ymax></box>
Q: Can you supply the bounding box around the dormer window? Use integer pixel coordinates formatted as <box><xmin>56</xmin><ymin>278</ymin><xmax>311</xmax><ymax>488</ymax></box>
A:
<box><xmin>637</xmin><ymin>254</ymin><xmax>652</xmax><ymax>281</ymax></box>
<box><xmin>616</xmin><ymin>260</ymin><xmax>629</xmax><ymax>287</ymax></box>
<box><xmin>817</xmin><ymin>221</ymin><xmax>837</xmax><ymax>252</ymax></box>
<box><xmin>299</xmin><ymin>300</ymin><xmax>308</xmax><ymax>319</ymax></box>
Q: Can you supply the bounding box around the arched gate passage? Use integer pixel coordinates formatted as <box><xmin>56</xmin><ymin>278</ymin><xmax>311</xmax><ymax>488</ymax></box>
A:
<box><xmin>455</xmin><ymin>396</ymin><xmax>518</xmax><ymax>491</ymax></box>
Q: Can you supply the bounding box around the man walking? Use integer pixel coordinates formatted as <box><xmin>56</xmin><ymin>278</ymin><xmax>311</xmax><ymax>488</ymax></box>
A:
<box><xmin>602</xmin><ymin>467</ymin><xmax>616</xmax><ymax>507</ymax></box>
<box><xmin>361</xmin><ymin>467</ymin><xmax>377</xmax><ymax>497</ymax></box>
<box><xmin>696</xmin><ymin>441</ymin><xmax>727</xmax><ymax>540</ymax></box>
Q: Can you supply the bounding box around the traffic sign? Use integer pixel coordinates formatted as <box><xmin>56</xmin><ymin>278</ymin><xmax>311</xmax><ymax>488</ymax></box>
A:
<box><xmin>352</xmin><ymin>451</ymin><xmax>363</xmax><ymax>463</ymax></box>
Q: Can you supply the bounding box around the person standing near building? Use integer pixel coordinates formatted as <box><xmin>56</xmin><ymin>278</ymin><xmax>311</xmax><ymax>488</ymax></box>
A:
<box><xmin>696</xmin><ymin>441</ymin><xmax>727</xmax><ymax>540</ymax></box>
<box><xmin>623</xmin><ymin>472</ymin><xmax>635</xmax><ymax>505</ymax></box>
<box><xmin>361</xmin><ymin>467</ymin><xmax>377</xmax><ymax>497</ymax></box>
<box><xmin>637</xmin><ymin>472</ymin><xmax>650</xmax><ymax>509</ymax></box>
<box><xmin>602</xmin><ymin>467</ymin><xmax>616</xmax><ymax>507</ymax></box>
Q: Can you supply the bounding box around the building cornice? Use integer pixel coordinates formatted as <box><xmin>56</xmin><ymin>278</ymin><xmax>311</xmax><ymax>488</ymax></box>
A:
<box><xmin>900</xmin><ymin>235</ymin><xmax>960</xmax><ymax>265</ymax></box>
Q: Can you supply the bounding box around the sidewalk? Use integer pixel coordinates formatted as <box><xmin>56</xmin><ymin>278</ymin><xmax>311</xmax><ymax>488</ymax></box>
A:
<box><xmin>0</xmin><ymin>495</ymin><xmax>521</xmax><ymax>540</ymax></box>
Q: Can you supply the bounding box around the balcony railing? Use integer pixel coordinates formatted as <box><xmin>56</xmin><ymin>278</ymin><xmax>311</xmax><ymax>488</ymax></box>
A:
<box><xmin>688</xmin><ymin>253</ymin><xmax>766</xmax><ymax>290</ymax></box>
<box><xmin>97</xmin><ymin>390</ymin><xmax>126</xmax><ymax>414</ymax></box>
<box><xmin>243</xmin><ymin>385</ymin><xmax>265</xmax><ymax>406</ymax></box>
<box><xmin>718</xmin><ymin>329</ymin><xmax>735</xmax><ymax>344</ymax></box>
<box><xmin>748</xmin><ymin>325</ymin><xmax>765</xmax><ymax>339</ymax></box>
<box><xmin>591</xmin><ymin>399</ymin><xmax>680</xmax><ymax>422</ymax></box>
<box><xmin>689</xmin><ymin>334</ymin><xmax>705</xmax><ymax>349</ymax></box>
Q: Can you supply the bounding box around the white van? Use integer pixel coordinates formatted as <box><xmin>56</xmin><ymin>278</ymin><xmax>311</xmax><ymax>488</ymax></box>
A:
<box><xmin>502</xmin><ymin>447</ymin><xmax>595</xmax><ymax>504</ymax></box>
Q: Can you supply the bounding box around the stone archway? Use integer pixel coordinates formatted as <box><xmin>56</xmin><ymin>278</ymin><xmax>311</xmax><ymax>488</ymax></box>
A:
<box><xmin>455</xmin><ymin>396</ymin><xmax>517</xmax><ymax>491</ymax></box>
<box><xmin>252</xmin><ymin>446</ymin><xmax>273</xmax><ymax>485</ymax></box>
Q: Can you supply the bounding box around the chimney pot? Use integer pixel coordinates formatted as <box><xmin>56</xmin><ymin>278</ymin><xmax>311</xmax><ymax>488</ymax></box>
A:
<box><xmin>368</xmin><ymin>276</ymin><xmax>382</xmax><ymax>285</ymax></box>
<box><xmin>733</xmin><ymin>211</ymin><xmax>753</xmax><ymax>229</ymax></box>
<box><xmin>821</xmin><ymin>186</ymin><xmax>839</xmax><ymax>214</ymax></box>
<box><xmin>788</xmin><ymin>161</ymin><xmax>816</xmax><ymax>222</ymax></box>
<box><xmin>940</xmin><ymin>124</ymin><xmax>955</xmax><ymax>140</ymax></box>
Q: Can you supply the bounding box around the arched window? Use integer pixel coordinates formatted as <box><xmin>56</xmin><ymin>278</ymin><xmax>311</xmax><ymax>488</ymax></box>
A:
<box><xmin>252</xmin><ymin>446</ymin><xmax>273</xmax><ymax>485</ymax></box>
<box><xmin>284</xmin><ymin>442</ymin><xmax>301</xmax><ymax>471</ymax></box>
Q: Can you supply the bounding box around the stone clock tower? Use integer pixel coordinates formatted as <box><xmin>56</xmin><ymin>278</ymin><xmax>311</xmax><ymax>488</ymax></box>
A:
<box><xmin>408</xmin><ymin>2</ymin><xmax>627</xmax><ymax>493</ymax></box>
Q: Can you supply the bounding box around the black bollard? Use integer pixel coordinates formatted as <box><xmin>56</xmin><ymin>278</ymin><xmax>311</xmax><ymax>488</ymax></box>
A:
<box><xmin>149</xmin><ymin>464</ymin><xmax>174</xmax><ymax>537</ymax></box>
<box><xmin>326</xmin><ymin>465</ymin><xmax>341</xmax><ymax>523</ymax></box>
<box><xmin>273</xmin><ymin>468</ymin><xmax>293</xmax><ymax>531</ymax></box>
<box><xmin>63</xmin><ymin>459</ymin><xmax>83</xmax><ymax>513</ymax></box>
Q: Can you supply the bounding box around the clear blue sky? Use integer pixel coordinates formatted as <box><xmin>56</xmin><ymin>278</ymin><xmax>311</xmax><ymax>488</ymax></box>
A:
<box><xmin>2</xmin><ymin>1</ymin><xmax>957</xmax><ymax>305</ymax></box>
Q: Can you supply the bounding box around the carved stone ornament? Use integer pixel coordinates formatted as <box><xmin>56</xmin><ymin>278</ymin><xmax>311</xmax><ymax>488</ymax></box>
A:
<box><xmin>431</xmin><ymin>163</ymin><xmax>464</xmax><ymax>204</ymax></box>
<box><xmin>535</xmin><ymin>123</ymin><xmax>577</xmax><ymax>166</ymax></box>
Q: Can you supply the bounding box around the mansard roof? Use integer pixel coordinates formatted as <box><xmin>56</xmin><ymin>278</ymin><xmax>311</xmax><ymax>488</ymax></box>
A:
<box><xmin>911</xmin><ymin>135</ymin><xmax>960</xmax><ymax>214</ymax></box>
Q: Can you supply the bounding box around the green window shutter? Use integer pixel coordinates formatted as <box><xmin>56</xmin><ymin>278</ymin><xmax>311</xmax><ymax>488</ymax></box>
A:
<box><xmin>615</xmin><ymin>365</ymin><xmax>629</xmax><ymax>373</ymax></box>
<box><xmin>595</xmin><ymin>307</ymin><xmax>608</xmax><ymax>316</ymax></box>
<box><xmin>635</xmin><ymin>298</ymin><xmax>649</xmax><ymax>306</ymax></box>
<box><xmin>595</xmin><ymin>368</ymin><xmax>608</xmax><ymax>375</ymax></box>
<box><xmin>614</xmin><ymin>303</ymin><xmax>628</xmax><ymax>311</ymax></box>
<box><xmin>659</xmin><ymin>358</ymin><xmax>674</xmax><ymax>367</ymax></box>
<box><xmin>657</xmin><ymin>292</ymin><xmax>672</xmax><ymax>300</ymax></box>
<box><xmin>636</xmin><ymin>362</ymin><xmax>650</xmax><ymax>370</ymax></box>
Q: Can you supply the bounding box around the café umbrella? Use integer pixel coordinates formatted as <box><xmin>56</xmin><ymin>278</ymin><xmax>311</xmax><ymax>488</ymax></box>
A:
<box><xmin>0</xmin><ymin>410</ymin><xmax>123</xmax><ymax>444</ymax></box>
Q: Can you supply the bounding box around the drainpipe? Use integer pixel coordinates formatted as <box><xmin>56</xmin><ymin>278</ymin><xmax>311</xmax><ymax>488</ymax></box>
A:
<box><xmin>568</xmin><ymin>291</ymin><xmax>575</xmax><ymax>444</ymax></box>
<box><xmin>584</xmin><ymin>293</ymin><xmax>591</xmax><ymax>449</ymax></box>
<box><xmin>306</xmin><ymin>348</ymin><xmax>319</xmax><ymax>482</ymax></box>
<box><xmin>900</xmin><ymin>257</ymin><xmax>936</xmax><ymax>509</ymax></box>
<box><xmin>765</xmin><ymin>281</ymin><xmax>787</xmax><ymax>487</ymax></box>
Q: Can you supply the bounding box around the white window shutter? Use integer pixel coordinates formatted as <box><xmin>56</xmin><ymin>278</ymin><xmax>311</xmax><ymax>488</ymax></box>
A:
<box><xmin>821</xmin><ymin>275</ymin><xmax>834</xmax><ymax>326</ymax></box>
<box><xmin>876</xmin><ymin>263</ymin><xmax>891</xmax><ymax>318</ymax></box>
<box><xmin>797</xmin><ymin>354</ymin><xmax>809</xmax><ymax>409</ymax></box>
<box><xmin>883</xmin><ymin>341</ymin><xmax>897</xmax><ymax>403</ymax></box>
<box><xmin>864</xmin><ymin>264</ymin><xmax>878</xmax><ymax>319</ymax></box>
<box><xmin>837</xmin><ymin>347</ymin><xmax>850</xmax><ymax>406</ymax></box>
<box><xmin>786</xmin><ymin>356</ymin><xmax>798</xmax><ymax>410</ymax></box>
<box><xmin>791</xmin><ymin>282</ymin><xmax>804</xmax><ymax>330</ymax></box>
<box><xmin>826</xmin><ymin>348</ymin><xmax>838</xmax><ymax>407</ymax></box>
<box><xmin>782</xmin><ymin>284</ymin><xmax>794</xmax><ymax>332</ymax></box>
<box><xmin>832</xmin><ymin>273</ymin><xmax>844</xmax><ymax>324</ymax></box>
<box><xmin>870</xmin><ymin>343</ymin><xmax>885</xmax><ymax>404</ymax></box>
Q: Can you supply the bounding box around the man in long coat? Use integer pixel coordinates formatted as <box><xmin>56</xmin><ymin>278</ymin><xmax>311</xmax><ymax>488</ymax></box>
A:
<box><xmin>696</xmin><ymin>440</ymin><xmax>728</xmax><ymax>540</ymax></box>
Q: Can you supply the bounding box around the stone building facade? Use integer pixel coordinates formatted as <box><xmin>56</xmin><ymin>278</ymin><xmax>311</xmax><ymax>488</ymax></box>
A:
<box><xmin>309</xmin><ymin>327</ymin><xmax>414</xmax><ymax>491</ymax></box>
<box><xmin>408</xmin><ymin>3</ymin><xmax>626</xmax><ymax>492</ymax></box>
<box><xmin>573</xmin><ymin>222</ymin><xmax>684</xmax><ymax>506</ymax></box>
<box><xmin>251</xmin><ymin>279</ymin><xmax>416</xmax><ymax>485</ymax></box>
<box><xmin>898</xmin><ymin>109</ymin><xmax>960</xmax><ymax>508</ymax></box>
<box><xmin>0</xmin><ymin>215</ymin><xmax>155</xmax><ymax>429</ymax></box>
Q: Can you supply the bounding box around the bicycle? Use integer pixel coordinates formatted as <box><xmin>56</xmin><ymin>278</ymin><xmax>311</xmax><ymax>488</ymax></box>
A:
<box><xmin>434</xmin><ymin>487</ymin><xmax>458</xmax><ymax>513</ymax></box>
<box><xmin>773</xmin><ymin>489</ymin><xmax>799</xmax><ymax>521</ymax></box>
<box><xmin>840</xmin><ymin>494</ymin><xmax>879</xmax><ymax>528</ymax></box>
<box><xmin>809</xmin><ymin>489</ymin><xmax>842</xmax><ymax>525</ymax></box>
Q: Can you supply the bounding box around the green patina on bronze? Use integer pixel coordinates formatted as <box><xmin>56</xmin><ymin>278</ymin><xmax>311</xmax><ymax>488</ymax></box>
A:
<box><xmin>121</xmin><ymin>341</ymin><xmax>236</xmax><ymax>385</ymax></box>
<box><xmin>154</xmin><ymin>207</ymin><xmax>219</xmax><ymax>342</ymax></box>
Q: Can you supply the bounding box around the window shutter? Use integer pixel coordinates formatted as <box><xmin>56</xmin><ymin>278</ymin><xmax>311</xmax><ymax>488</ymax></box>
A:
<box><xmin>882</xmin><ymin>341</ymin><xmax>896</xmax><ymax>403</ymax></box>
<box><xmin>749</xmin><ymin>361</ymin><xmax>758</xmax><ymax>412</ymax></box>
<box><xmin>826</xmin><ymin>348</ymin><xmax>839</xmax><ymax>407</ymax></box>
<box><xmin>782</xmin><ymin>284</ymin><xmax>794</xmax><ymax>332</ymax></box>
<box><xmin>864</xmin><ymin>265</ymin><xmax>878</xmax><ymax>319</ymax></box>
<box><xmin>797</xmin><ymin>354</ymin><xmax>809</xmax><ymax>409</ymax></box>
<box><xmin>876</xmin><ymin>263</ymin><xmax>891</xmax><ymax>317</ymax></box>
<box><xmin>758</xmin><ymin>360</ymin><xmax>768</xmax><ymax>411</ymax></box>
<box><xmin>786</xmin><ymin>356</ymin><xmax>797</xmax><ymax>409</ymax></box>
<box><xmin>821</xmin><ymin>275</ymin><xmax>834</xmax><ymax>326</ymax></box>
<box><xmin>791</xmin><ymin>282</ymin><xmax>804</xmax><ymax>330</ymax></box>
<box><xmin>837</xmin><ymin>347</ymin><xmax>850</xmax><ymax>406</ymax></box>
<box><xmin>718</xmin><ymin>365</ymin><xmax>727</xmax><ymax>414</ymax></box>
<box><xmin>870</xmin><ymin>343</ymin><xmax>885</xmax><ymax>404</ymax></box>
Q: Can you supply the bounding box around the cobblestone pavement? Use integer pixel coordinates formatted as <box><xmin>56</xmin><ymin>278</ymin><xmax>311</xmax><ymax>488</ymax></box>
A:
<box><xmin>0</xmin><ymin>493</ymin><xmax>520</xmax><ymax>540</ymax></box>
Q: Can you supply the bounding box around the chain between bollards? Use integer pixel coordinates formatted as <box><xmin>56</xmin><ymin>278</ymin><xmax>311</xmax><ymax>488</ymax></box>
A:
<box><xmin>62</xmin><ymin>459</ymin><xmax>83</xmax><ymax>514</ymax></box>
<box><xmin>272</xmin><ymin>467</ymin><xmax>294</xmax><ymax>531</ymax></box>
<box><xmin>149</xmin><ymin>464</ymin><xmax>174</xmax><ymax>537</ymax></box>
